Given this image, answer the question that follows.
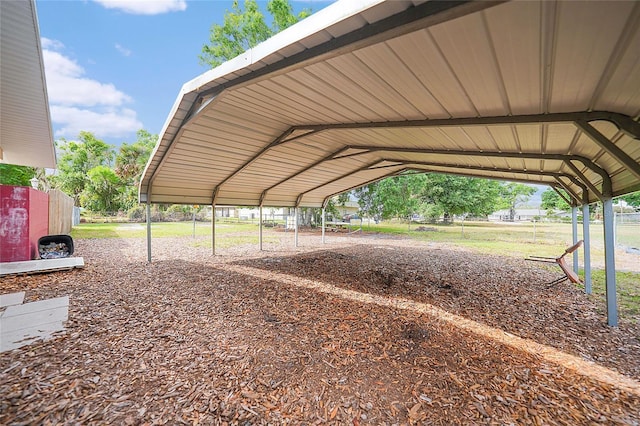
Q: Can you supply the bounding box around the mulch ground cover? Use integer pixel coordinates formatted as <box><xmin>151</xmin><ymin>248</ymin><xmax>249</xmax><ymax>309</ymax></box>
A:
<box><xmin>1</xmin><ymin>232</ymin><xmax>639</xmax><ymax>425</ymax></box>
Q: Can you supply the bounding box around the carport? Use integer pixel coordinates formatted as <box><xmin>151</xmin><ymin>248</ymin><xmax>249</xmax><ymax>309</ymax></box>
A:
<box><xmin>140</xmin><ymin>0</ymin><xmax>640</xmax><ymax>327</ymax></box>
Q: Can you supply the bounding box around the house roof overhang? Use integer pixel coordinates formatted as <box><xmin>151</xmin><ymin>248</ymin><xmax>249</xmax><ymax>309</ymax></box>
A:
<box><xmin>0</xmin><ymin>0</ymin><xmax>56</xmax><ymax>169</ymax></box>
<box><xmin>140</xmin><ymin>0</ymin><xmax>640</xmax><ymax>208</ymax></box>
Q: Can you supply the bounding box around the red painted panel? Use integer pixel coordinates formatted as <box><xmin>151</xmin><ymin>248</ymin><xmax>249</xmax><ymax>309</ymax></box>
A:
<box><xmin>28</xmin><ymin>189</ymin><xmax>49</xmax><ymax>260</ymax></box>
<box><xmin>0</xmin><ymin>186</ymin><xmax>49</xmax><ymax>262</ymax></box>
<box><xmin>1</xmin><ymin>186</ymin><xmax>30</xmax><ymax>262</ymax></box>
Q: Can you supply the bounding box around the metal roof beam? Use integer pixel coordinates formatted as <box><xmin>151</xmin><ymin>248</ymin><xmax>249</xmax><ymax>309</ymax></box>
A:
<box><xmin>601</xmin><ymin>113</ymin><xmax>640</xmax><ymax>139</ymax></box>
<box><xmin>384</xmin><ymin>158</ymin><xmax>580</xmax><ymax>185</ymax></box>
<box><xmin>563</xmin><ymin>161</ymin><xmax>604</xmax><ymax>200</ymax></box>
<box><xmin>397</xmin><ymin>159</ymin><xmax>591</xmax><ymax>198</ymax></box>
<box><xmin>551</xmin><ymin>182</ymin><xmax>576</xmax><ymax>206</ymax></box>
<box><xmin>321</xmin><ymin>168</ymin><xmax>406</xmax><ymax>208</ymax></box>
<box><xmin>291</xmin><ymin>111</ymin><xmax>637</xmax><ymax>132</ymax></box>
<box><xmin>366</xmin><ymin>162</ymin><xmax>406</xmax><ymax>170</ymax></box>
<box><xmin>347</xmin><ymin>145</ymin><xmax>603</xmax><ymax>174</ymax></box>
<box><xmin>211</xmin><ymin>186</ymin><xmax>220</xmax><ymax>205</ymax></box>
<box><xmin>298</xmin><ymin>160</ymin><xmax>395</xmax><ymax>198</ymax></box>
<box><xmin>574</xmin><ymin>120</ymin><xmax>640</xmax><ymax>181</ymax></box>
<box><xmin>278</xmin><ymin>129</ymin><xmax>324</xmax><ymax>145</ymax></box>
<box><xmin>308</xmin><ymin>157</ymin><xmax>572</xmax><ymax>206</ymax></box>
<box><xmin>348</xmin><ymin>145</ymin><xmax>613</xmax><ymax>198</ymax></box>
<box><xmin>215</xmin><ymin>127</ymin><xmax>296</xmax><ymax>189</ymax></box>
<box><xmin>208</xmin><ymin>111</ymin><xmax>633</xmax><ymax>201</ymax></box>
<box><xmin>259</xmin><ymin>146</ymin><xmax>352</xmax><ymax>202</ymax></box>
<box><xmin>554</xmin><ymin>177</ymin><xmax>581</xmax><ymax>205</ymax></box>
<box><xmin>405</xmin><ymin>167</ymin><xmax>556</xmax><ymax>189</ymax></box>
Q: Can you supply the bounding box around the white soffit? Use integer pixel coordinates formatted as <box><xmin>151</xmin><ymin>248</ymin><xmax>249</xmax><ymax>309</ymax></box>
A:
<box><xmin>0</xmin><ymin>0</ymin><xmax>56</xmax><ymax>169</ymax></box>
<box><xmin>141</xmin><ymin>0</ymin><xmax>640</xmax><ymax>207</ymax></box>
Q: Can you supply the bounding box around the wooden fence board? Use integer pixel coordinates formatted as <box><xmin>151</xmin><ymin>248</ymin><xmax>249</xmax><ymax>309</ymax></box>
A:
<box><xmin>48</xmin><ymin>189</ymin><xmax>74</xmax><ymax>234</ymax></box>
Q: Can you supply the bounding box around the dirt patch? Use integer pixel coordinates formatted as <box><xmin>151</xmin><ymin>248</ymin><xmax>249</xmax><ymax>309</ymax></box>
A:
<box><xmin>414</xmin><ymin>226</ymin><xmax>438</xmax><ymax>232</ymax></box>
<box><xmin>1</xmin><ymin>233</ymin><xmax>639</xmax><ymax>424</ymax></box>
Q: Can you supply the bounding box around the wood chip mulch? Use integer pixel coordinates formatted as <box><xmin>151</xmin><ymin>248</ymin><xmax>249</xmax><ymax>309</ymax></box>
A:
<box><xmin>1</xmin><ymin>232</ymin><xmax>639</xmax><ymax>425</ymax></box>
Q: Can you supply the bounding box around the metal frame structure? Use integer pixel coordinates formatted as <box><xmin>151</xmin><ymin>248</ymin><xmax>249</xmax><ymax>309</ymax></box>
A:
<box><xmin>140</xmin><ymin>0</ymin><xmax>640</xmax><ymax>326</ymax></box>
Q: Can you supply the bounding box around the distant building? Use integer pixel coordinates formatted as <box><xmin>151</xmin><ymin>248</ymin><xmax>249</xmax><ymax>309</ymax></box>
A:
<box><xmin>334</xmin><ymin>201</ymin><xmax>360</xmax><ymax>220</ymax></box>
<box><xmin>213</xmin><ymin>206</ymin><xmax>288</xmax><ymax>220</ymax></box>
<box><xmin>488</xmin><ymin>208</ymin><xmax>544</xmax><ymax>222</ymax></box>
<box><xmin>488</xmin><ymin>208</ymin><xmax>576</xmax><ymax>222</ymax></box>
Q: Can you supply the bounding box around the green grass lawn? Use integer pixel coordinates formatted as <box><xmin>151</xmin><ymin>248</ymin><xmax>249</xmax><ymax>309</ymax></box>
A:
<box><xmin>586</xmin><ymin>270</ymin><xmax>640</xmax><ymax>319</ymax></box>
<box><xmin>70</xmin><ymin>221</ymin><xmax>258</xmax><ymax>239</ymax></box>
<box><xmin>363</xmin><ymin>220</ymin><xmax>638</xmax><ymax>259</ymax></box>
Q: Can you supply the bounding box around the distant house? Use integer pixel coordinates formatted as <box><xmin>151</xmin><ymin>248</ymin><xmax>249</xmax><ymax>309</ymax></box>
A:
<box><xmin>487</xmin><ymin>208</ymin><xmax>576</xmax><ymax>222</ymax></box>
<box><xmin>488</xmin><ymin>208</ymin><xmax>545</xmax><ymax>222</ymax></box>
<box><xmin>334</xmin><ymin>201</ymin><xmax>360</xmax><ymax>220</ymax></box>
<box><xmin>214</xmin><ymin>207</ymin><xmax>288</xmax><ymax>220</ymax></box>
<box><xmin>213</xmin><ymin>203</ymin><xmax>361</xmax><ymax>223</ymax></box>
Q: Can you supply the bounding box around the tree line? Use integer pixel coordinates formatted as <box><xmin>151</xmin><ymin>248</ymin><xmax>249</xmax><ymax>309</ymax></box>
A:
<box><xmin>1</xmin><ymin>130</ymin><xmax>156</xmax><ymax>216</ymax></box>
<box><xmin>352</xmin><ymin>174</ymin><xmax>537</xmax><ymax>223</ymax></box>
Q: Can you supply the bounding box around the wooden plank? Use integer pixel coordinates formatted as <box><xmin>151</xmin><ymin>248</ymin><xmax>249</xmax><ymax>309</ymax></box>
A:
<box><xmin>0</xmin><ymin>321</ymin><xmax>66</xmax><ymax>353</ymax></box>
<box><xmin>2</xmin><ymin>296</ymin><xmax>69</xmax><ymax>317</ymax></box>
<box><xmin>1</xmin><ymin>305</ymin><xmax>68</xmax><ymax>332</ymax></box>
<box><xmin>0</xmin><ymin>257</ymin><xmax>84</xmax><ymax>276</ymax></box>
<box><xmin>0</xmin><ymin>296</ymin><xmax>69</xmax><ymax>353</ymax></box>
<box><xmin>0</xmin><ymin>292</ymin><xmax>25</xmax><ymax>308</ymax></box>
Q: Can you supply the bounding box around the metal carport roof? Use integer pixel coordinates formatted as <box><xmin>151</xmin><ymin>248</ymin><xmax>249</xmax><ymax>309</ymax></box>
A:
<box><xmin>0</xmin><ymin>0</ymin><xmax>56</xmax><ymax>169</ymax></box>
<box><xmin>140</xmin><ymin>0</ymin><xmax>640</xmax><ymax>209</ymax></box>
<box><xmin>139</xmin><ymin>0</ymin><xmax>640</xmax><ymax>327</ymax></box>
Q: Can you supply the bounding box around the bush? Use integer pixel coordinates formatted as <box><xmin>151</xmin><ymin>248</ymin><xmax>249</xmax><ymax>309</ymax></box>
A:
<box><xmin>128</xmin><ymin>206</ymin><xmax>146</xmax><ymax>222</ymax></box>
<box><xmin>127</xmin><ymin>205</ymin><xmax>166</xmax><ymax>222</ymax></box>
<box><xmin>165</xmin><ymin>205</ymin><xmax>209</xmax><ymax>222</ymax></box>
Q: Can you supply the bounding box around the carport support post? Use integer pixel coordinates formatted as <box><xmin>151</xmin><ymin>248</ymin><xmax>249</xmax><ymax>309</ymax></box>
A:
<box><xmin>571</xmin><ymin>205</ymin><xmax>579</xmax><ymax>274</ymax></box>
<box><xmin>294</xmin><ymin>207</ymin><xmax>299</xmax><ymax>247</ymax></box>
<box><xmin>321</xmin><ymin>207</ymin><xmax>326</xmax><ymax>244</ymax></box>
<box><xmin>259</xmin><ymin>205</ymin><xmax>263</xmax><ymax>251</ymax></box>
<box><xmin>602</xmin><ymin>197</ymin><xmax>618</xmax><ymax>326</ymax></box>
<box><xmin>146</xmin><ymin>202</ymin><xmax>151</xmax><ymax>263</ymax></box>
<box><xmin>212</xmin><ymin>204</ymin><xmax>216</xmax><ymax>256</ymax></box>
<box><xmin>582</xmin><ymin>202</ymin><xmax>592</xmax><ymax>294</ymax></box>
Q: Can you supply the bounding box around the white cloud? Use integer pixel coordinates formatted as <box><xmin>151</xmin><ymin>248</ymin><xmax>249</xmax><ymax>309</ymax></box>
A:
<box><xmin>41</xmin><ymin>38</ymin><xmax>143</xmax><ymax>140</ymax></box>
<box><xmin>115</xmin><ymin>43</ymin><xmax>132</xmax><ymax>57</ymax></box>
<box><xmin>93</xmin><ymin>0</ymin><xmax>187</xmax><ymax>15</ymax></box>
<box><xmin>51</xmin><ymin>106</ymin><xmax>143</xmax><ymax>139</ymax></box>
<box><xmin>41</xmin><ymin>37</ymin><xmax>65</xmax><ymax>50</ymax></box>
<box><xmin>43</xmin><ymin>50</ymin><xmax>132</xmax><ymax>107</ymax></box>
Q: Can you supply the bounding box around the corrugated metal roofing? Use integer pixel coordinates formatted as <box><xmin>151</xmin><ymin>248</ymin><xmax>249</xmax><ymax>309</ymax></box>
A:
<box><xmin>140</xmin><ymin>0</ymin><xmax>640</xmax><ymax>207</ymax></box>
<box><xmin>0</xmin><ymin>0</ymin><xmax>56</xmax><ymax>169</ymax></box>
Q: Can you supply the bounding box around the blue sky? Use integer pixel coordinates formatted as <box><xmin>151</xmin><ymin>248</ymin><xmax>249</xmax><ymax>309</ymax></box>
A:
<box><xmin>36</xmin><ymin>0</ymin><xmax>333</xmax><ymax>147</ymax></box>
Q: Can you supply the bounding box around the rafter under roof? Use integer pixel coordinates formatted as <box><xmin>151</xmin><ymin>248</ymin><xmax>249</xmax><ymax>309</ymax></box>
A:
<box><xmin>140</xmin><ymin>0</ymin><xmax>640</xmax><ymax>208</ymax></box>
